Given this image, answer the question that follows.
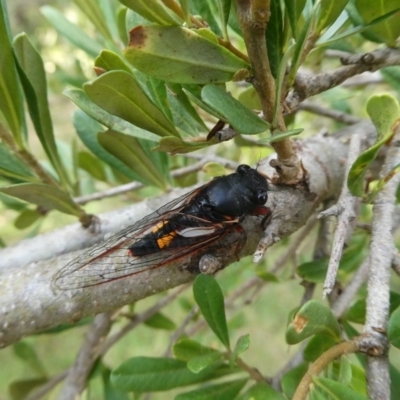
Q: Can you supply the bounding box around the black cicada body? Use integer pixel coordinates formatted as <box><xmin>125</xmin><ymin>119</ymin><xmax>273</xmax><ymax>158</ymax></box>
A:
<box><xmin>54</xmin><ymin>165</ymin><xmax>270</xmax><ymax>289</ymax></box>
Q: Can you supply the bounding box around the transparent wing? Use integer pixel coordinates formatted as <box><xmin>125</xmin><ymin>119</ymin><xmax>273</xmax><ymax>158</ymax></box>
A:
<box><xmin>53</xmin><ymin>187</ymin><xmax>229</xmax><ymax>290</ymax></box>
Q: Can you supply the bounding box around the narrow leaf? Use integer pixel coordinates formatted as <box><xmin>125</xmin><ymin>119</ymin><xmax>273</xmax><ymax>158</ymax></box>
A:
<box><xmin>173</xmin><ymin>338</ymin><xmax>221</xmax><ymax>362</ymax></box>
<box><xmin>120</xmin><ymin>0</ymin><xmax>183</xmax><ymax>25</ymax></box>
<box><xmin>98</xmin><ymin>130</ymin><xmax>167</xmax><ymax>188</ymax></box>
<box><xmin>201</xmin><ymin>85</ymin><xmax>270</xmax><ymax>135</ymax></box>
<box><xmin>84</xmin><ymin>70</ymin><xmax>179</xmax><ymax>137</ymax></box>
<box><xmin>111</xmin><ymin>357</ymin><xmax>224</xmax><ymax>392</ymax></box>
<box><xmin>193</xmin><ymin>275</ymin><xmax>230</xmax><ymax>349</ymax></box>
<box><xmin>65</xmin><ymin>89</ymin><xmax>161</xmax><ymax>143</ymax></box>
<box><xmin>230</xmin><ymin>334</ymin><xmax>250</xmax><ymax>367</ymax></box>
<box><xmin>187</xmin><ymin>352</ymin><xmax>223</xmax><ymax>373</ymax></box>
<box><xmin>0</xmin><ymin>143</ymin><xmax>36</xmax><ymax>181</ymax></box>
<box><xmin>144</xmin><ymin>312</ymin><xmax>176</xmax><ymax>330</ymax></box>
<box><xmin>124</xmin><ymin>25</ymin><xmax>249</xmax><ymax>84</ymax></box>
<box><xmin>0</xmin><ymin>3</ymin><xmax>24</xmax><ymax>142</ymax></box>
<box><xmin>13</xmin><ymin>33</ymin><xmax>68</xmax><ymax>185</ymax></box>
<box><xmin>41</xmin><ymin>6</ymin><xmax>103</xmax><ymax>57</ymax></box>
<box><xmin>0</xmin><ymin>183</ymin><xmax>84</xmax><ymax>217</ymax></box>
<box><xmin>313</xmin><ymin>376</ymin><xmax>369</xmax><ymax>400</ymax></box>
<box><xmin>73</xmin><ymin>110</ymin><xmax>139</xmax><ymax>181</ymax></box>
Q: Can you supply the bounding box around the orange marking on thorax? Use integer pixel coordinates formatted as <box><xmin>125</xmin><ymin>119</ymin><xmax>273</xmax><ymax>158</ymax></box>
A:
<box><xmin>157</xmin><ymin>231</ymin><xmax>177</xmax><ymax>249</ymax></box>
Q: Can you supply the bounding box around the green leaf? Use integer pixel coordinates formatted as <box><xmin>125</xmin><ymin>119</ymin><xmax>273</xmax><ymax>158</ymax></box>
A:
<box><xmin>120</xmin><ymin>0</ymin><xmax>183</xmax><ymax>25</ymax></box>
<box><xmin>201</xmin><ymin>85</ymin><xmax>270</xmax><ymax>135</ymax></box>
<box><xmin>124</xmin><ymin>25</ymin><xmax>249</xmax><ymax>84</ymax></box>
<box><xmin>240</xmin><ymin>382</ymin><xmax>287</xmax><ymax>400</ymax></box>
<box><xmin>304</xmin><ymin>335</ymin><xmax>338</xmax><ymax>362</ymax></box>
<box><xmin>98</xmin><ymin>130</ymin><xmax>167</xmax><ymax>188</ymax></box>
<box><xmin>319</xmin><ymin>7</ymin><xmax>400</xmax><ymax>47</ymax></box>
<box><xmin>72</xmin><ymin>0</ymin><xmax>114</xmax><ymax>42</ymax></box>
<box><xmin>388</xmin><ymin>306</ymin><xmax>400</xmax><ymax>348</ymax></box>
<box><xmin>13</xmin><ymin>33</ymin><xmax>68</xmax><ymax>185</ymax></box>
<box><xmin>9</xmin><ymin>378</ymin><xmax>48</xmax><ymax>400</ymax></box>
<box><xmin>284</xmin><ymin>0</ymin><xmax>306</xmax><ymax>39</ymax></box>
<box><xmin>0</xmin><ymin>143</ymin><xmax>36</xmax><ymax>181</ymax></box>
<box><xmin>154</xmin><ymin>136</ymin><xmax>218</xmax><ymax>154</ymax></box>
<box><xmin>355</xmin><ymin>0</ymin><xmax>400</xmax><ymax>46</ymax></box>
<box><xmin>258</xmin><ymin>129</ymin><xmax>303</xmax><ymax>144</ymax></box>
<box><xmin>187</xmin><ymin>352</ymin><xmax>223</xmax><ymax>373</ymax></box>
<box><xmin>14</xmin><ymin>209</ymin><xmax>42</xmax><ymax>229</ymax></box>
<box><xmin>287</xmin><ymin>2</ymin><xmax>317</xmax><ymax>86</ymax></box>
<box><xmin>266</xmin><ymin>0</ymin><xmax>284</xmax><ymax>79</ymax></box>
<box><xmin>313</xmin><ymin>376</ymin><xmax>369</xmax><ymax>400</ymax></box>
<box><xmin>348</xmin><ymin>95</ymin><xmax>400</xmax><ymax>197</ymax></box>
<box><xmin>0</xmin><ymin>183</ymin><xmax>84</xmax><ymax>217</ymax></box>
<box><xmin>0</xmin><ymin>3</ymin><xmax>24</xmax><ymax>142</ymax></box>
<box><xmin>297</xmin><ymin>259</ymin><xmax>329</xmax><ymax>283</ymax></box>
<box><xmin>338</xmin><ymin>357</ymin><xmax>353</xmax><ymax>386</ymax></box>
<box><xmin>77</xmin><ymin>151</ymin><xmax>107</xmax><ymax>182</ymax></box>
<box><xmin>144</xmin><ymin>312</ymin><xmax>176</xmax><ymax>330</ymax></box>
<box><xmin>13</xmin><ymin>341</ymin><xmax>47</xmax><ymax>376</ymax></box>
<box><xmin>344</xmin><ymin>299</ymin><xmax>366</xmax><ymax>324</ymax></box>
<box><xmin>66</xmin><ymin>89</ymin><xmax>161</xmax><ymax>143</ymax></box>
<box><xmin>73</xmin><ymin>110</ymin><xmax>139</xmax><ymax>181</ymax></box>
<box><xmin>101</xmin><ymin>365</ymin><xmax>130</xmax><ymax>400</ymax></box>
<box><xmin>281</xmin><ymin>363</ymin><xmax>308</xmax><ymax>399</ymax></box>
<box><xmin>317</xmin><ymin>0</ymin><xmax>349</xmax><ymax>32</ymax></box>
<box><xmin>173</xmin><ymin>338</ymin><xmax>220</xmax><ymax>362</ymax></box>
<box><xmin>217</xmin><ymin>0</ymin><xmax>232</xmax><ymax>40</ymax></box>
<box><xmin>111</xmin><ymin>357</ymin><xmax>226</xmax><ymax>392</ymax></box>
<box><xmin>84</xmin><ymin>70</ymin><xmax>179</xmax><ymax>138</ymax></box>
<box><xmin>166</xmin><ymin>83</ymin><xmax>208</xmax><ymax>136</ymax></box>
<box><xmin>41</xmin><ymin>6</ymin><xmax>103</xmax><ymax>58</ymax></box>
<box><xmin>286</xmin><ymin>300</ymin><xmax>341</xmax><ymax>344</ymax></box>
<box><xmin>193</xmin><ymin>274</ymin><xmax>230</xmax><ymax>349</ymax></box>
<box><xmin>365</xmin><ymin>163</ymin><xmax>400</xmax><ymax>204</ymax></box>
<box><xmin>94</xmin><ymin>50</ymin><xmax>133</xmax><ymax>74</ymax></box>
<box><xmin>175</xmin><ymin>378</ymin><xmax>247</xmax><ymax>400</ymax></box>
<box><xmin>230</xmin><ymin>334</ymin><xmax>250</xmax><ymax>367</ymax></box>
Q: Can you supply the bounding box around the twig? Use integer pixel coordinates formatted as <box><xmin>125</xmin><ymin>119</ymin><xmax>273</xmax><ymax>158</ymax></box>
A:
<box><xmin>364</xmin><ymin>126</ymin><xmax>400</xmax><ymax>399</ymax></box>
<box><xmin>286</xmin><ymin>48</ymin><xmax>400</xmax><ymax>112</ymax></box>
<box><xmin>74</xmin><ymin>160</ymin><xmax>212</xmax><ymax>205</ymax></box>
<box><xmin>100</xmin><ymin>285</ymin><xmax>188</xmax><ymax>354</ymax></box>
<box><xmin>292</xmin><ymin>340</ymin><xmax>359</xmax><ymax>400</ymax></box>
<box><xmin>26</xmin><ymin>371</ymin><xmax>68</xmax><ymax>400</ymax></box>
<box><xmin>298</xmin><ymin>101</ymin><xmax>362</xmax><ymax>125</ymax></box>
<box><xmin>331</xmin><ymin>257</ymin><xmax>369</xmax><ymax>319</ymax></box>
<box><xmin>27</xmin><ymin>286</ymin><xmax>187</xmax><ymax>399</ymax></box>
<box><xmin>59</xmin><ymin>312</ymin><xmax>114</xmax><ymax>400</ymax></box>
<box><xmin>318</xmin><ymin>133</ymin><xmax>361</xmax><ymax>297</ymax></box>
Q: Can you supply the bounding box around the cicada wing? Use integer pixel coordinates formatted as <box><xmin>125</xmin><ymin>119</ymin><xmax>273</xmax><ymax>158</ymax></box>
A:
<box><xmin>53</xmin><ymin>187</ymin><xmax>222</xmax><ymax>290</ymax></box>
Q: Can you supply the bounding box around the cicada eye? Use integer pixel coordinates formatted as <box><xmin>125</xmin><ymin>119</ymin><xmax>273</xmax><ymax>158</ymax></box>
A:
<box><xmin>257</xmin><ymin>192</ymin><xmax>267</xmax><ymax>204</ymax></box>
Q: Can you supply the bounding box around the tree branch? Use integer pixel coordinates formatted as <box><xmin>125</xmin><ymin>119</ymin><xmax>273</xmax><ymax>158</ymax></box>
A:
<box><xmin>318</xmin><ymin>133</ymin><xmax>361</xmax><ymax>296</ymax></box>
<box><xmin>364</xmin><ymin>125</ymin><xmax>400</xmax><ymax>399</ymax></box>
<box><xmin>0</xmin><ymin>122</ymin><xmax>379</xmax><ymax>348</ymax></box>
<box><xmin>286</xmin><ymin>48</ymin><xmax>400</xmax><ymax>112</ymax></box>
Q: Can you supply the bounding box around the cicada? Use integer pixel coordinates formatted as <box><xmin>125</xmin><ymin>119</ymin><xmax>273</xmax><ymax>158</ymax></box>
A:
<box><xmin>54</xmin><ymin>165</ymin><xmax>270</xmax><ymax>289</ymax></box>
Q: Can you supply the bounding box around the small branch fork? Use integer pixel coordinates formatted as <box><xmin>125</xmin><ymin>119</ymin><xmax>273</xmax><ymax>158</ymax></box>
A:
<box><xmin>364</xmin><ymin>126</ymin><xmax>400</xmax><ymax>400</ymax></box>
<box><xmin>286</xmin><ymin>48</ymin><xmax>400</xmax><ymax>112</ymax></box>
<box><xmin>318</xmin><ymin>133</ymin><xmax>361</xmax><ymax>297</ymax></box>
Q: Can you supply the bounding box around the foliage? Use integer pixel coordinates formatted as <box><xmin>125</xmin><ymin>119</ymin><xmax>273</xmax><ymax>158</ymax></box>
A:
<box><xmin>1</xmin><ymin>0</ymin><xmax>400</xmax><ymax>399</ymax></box>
